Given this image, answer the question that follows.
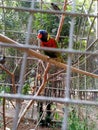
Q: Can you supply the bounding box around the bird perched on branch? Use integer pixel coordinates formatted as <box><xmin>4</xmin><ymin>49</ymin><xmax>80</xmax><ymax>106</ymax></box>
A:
<box><xmin>0</xmin><ymin>55</ymin><xmax>6</xmax><ymax>65</ymax></box>
<box><xmin>37</xmin><ymin>30</ymin><xmax>64</xmax><ymax>62</ymax></box>
<box><xmin>50</xmin><ymin>3</ymin><xmax>61</xmax><ymax>19</ymax></box>
<box><xmin>51</xmin><ymin>3</ymin><xmax>60</xmax><ymax>11</ymax></box>
<box><xmin>51</xmin><ymin>1</ymin><xmax>73</xmax><ymax>11</ymax></box>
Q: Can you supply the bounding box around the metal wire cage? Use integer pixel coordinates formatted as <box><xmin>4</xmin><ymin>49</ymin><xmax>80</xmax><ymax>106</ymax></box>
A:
<box><xmin>0</xmin><ymin>0</ymin><xmax>98</xmax><ymax>130</ymax></box>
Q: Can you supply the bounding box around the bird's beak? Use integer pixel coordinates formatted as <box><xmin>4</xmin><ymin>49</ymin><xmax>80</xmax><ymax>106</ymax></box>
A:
<box><xmin>37</xmin><ymin>33</ymin><xmax>42</xmax><ymax>39</ymax></box>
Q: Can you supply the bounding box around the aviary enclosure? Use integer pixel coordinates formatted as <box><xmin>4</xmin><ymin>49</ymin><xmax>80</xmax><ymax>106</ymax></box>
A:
<box><xmin>0</xmin><ymin>0</ymin><xmax>98</xmax><ymax>130</ymax></box>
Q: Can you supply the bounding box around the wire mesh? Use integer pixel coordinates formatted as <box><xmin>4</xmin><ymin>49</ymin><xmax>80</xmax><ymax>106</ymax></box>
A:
<box><xmin>0</xmin><ymin>0</ymin><xmax>98</xmax><ymax>130</ymax></box>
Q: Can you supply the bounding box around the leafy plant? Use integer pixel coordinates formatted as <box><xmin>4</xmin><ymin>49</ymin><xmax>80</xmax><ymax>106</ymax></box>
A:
<box><xmin>22</xmin><ymin>82</ymin><xmax>30</xmax><ymax>94</ymax></box>
<box><xmin>68</xmin><ymin>108</ymin><xmax>95</xmax><ymax>130</ymax></box>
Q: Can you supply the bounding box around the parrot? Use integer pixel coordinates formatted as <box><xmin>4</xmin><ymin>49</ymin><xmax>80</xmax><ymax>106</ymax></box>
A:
<box><xmin>37</xmin><ymin>30</ymin><xmax>64</xmax><ymax>62</ymax></box>
<box><xmin>0</xmin><ymin>55</ymin><xmax>6</xmax><ymax>65</ymax></box>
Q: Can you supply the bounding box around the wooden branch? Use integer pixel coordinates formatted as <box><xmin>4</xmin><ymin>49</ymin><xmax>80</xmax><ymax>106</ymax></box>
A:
<box><xmin>13</xmin><ymin>58</ymin><xmax>22</xmax><ymax>73</ymax></box>
<box><xmin>0</xmin><ymin>34</ymin><xmax>98</xmax><ymax>79</ymax></box>
<box><xmin>8</xmin><ymin>99</ymin><xmax>15</xmax><ymax>109</ymax></box>
<box><xmin>17</xmin><ymin>63</ymin><xmax>50</xmax><ymax>127</ymax></box>
<box><xmin>48</xmin><ymin>69</ymin><xmax>65</xmax><ymax>80</ymax></box>
<box><xmin>17</xmin><ymin>100</ymin><xmax>34</xmax><ymax>127</ymax></box>
<box><xmin>0</xmin><ymin>64</ymin><xmax>16</xmax><ymax>93</ymax></box>
<box><xmin>55</xmin><ymin>0</ymin><xmax>68</xmax><ymax>42</ymax></box>
<box><xmin>36</xmin><ymin>63</ymin><xmax>50</xmax><ymax>95</ymax></box>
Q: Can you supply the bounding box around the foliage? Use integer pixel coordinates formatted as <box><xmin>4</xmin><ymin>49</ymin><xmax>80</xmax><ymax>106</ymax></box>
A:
<box><xmin>33</xmin><ymin>14</ymin><xmax>71</xmax><ymax>40</ymax></box>
<box><xmin>50</xmin><ymin>106</ymin><xmax>96</xmax><ymax>130</ymax></box>
<box><xmin>0</xmin><ymin>85</ymin><xmax>10</xmax><ymax>93</ymax></box>
<box><xmin>0</xmin><ymin>85</ymin><xmax>11</xmax><ymax>102</ymax></box>
<box><xmin>68</xmin><ymin>108</ymin><xmax>95</xmax><ymax>130</ymax></box>
<box><xmin>22</xmin><ymin>82</ymin><xmax>30</xmax><ymax>94</ymax></box>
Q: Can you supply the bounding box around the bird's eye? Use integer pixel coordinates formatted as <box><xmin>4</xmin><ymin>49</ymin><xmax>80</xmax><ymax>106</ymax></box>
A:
<box><xmin>37</xmin><ymin>33</ymin><xmax>42</xmax><ymax>39</ymax></box>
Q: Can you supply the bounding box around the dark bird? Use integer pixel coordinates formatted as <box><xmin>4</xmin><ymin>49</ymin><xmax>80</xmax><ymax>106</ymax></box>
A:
<box><xmin>0</xmin><ymin>55</ymin><xmax>6</xmax><ymax>65</ymax></box>
<box><xmin>51</xmin><ymin>3</ymin><xmax>60</xmax><ymax>11</ymax></box>
<box><xmin>37</xmin><ymin>30</ymin><xmax>63</xmax><ymax>62</ymax></box>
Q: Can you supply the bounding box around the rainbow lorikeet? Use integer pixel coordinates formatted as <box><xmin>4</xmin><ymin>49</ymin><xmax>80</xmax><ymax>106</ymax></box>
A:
<box><xmin>37</xmin><ymin>30</ymin><xmax>63</xmax><ymax>62</ymax></box>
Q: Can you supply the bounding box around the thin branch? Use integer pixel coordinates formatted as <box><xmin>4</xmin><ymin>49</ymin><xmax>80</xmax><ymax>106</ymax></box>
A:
<box><xmin>17</xmin><ymin>63</ymin><xmax>50</xmax><ymax>127</ymax></box>
<box><xmin>48</xmin><ymin>69</ymin><xmax>65</xmax><ymax>80</ymax></box>
<box><xmin>13</xmin><ymin>58</ymin><xmax>22</xmax><ymax>73</ymax></box>
<box><xmin>0</xmin><ymin>64</ymin><xmax>16</xmax><ymax>93</ymax></box>
<box><xmin>34</xmin><ymin>103</ymin><xmax>50</xmax><ymax>130</ymax></box>
<box><xmin>36</xmin><ymin>63</ymin><xmax>50</xmax><ymax>95</ymax></box>
<box><xmin>55</xmin><ymin>0</ymin><xmax>68</xmax><ymax>42</ymax></box>
<box><xmin>8</xmin><ymin>99</ymin><xmax>15</xmax><ymax>109</ymax></box>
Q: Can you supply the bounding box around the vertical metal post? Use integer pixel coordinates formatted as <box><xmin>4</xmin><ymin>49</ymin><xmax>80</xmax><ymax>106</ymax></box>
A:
<box><xmin>61</xmin><ymin>1</ymin><xmax>76</xmax><ymax>129</ymax></box>
<box><xmin>12</xmin><ymin>1</ymin><xmax>34</xmax><ymax>130</ymax></box>
<box><xmin>95</xmin><ymin>1</ymin><xmax>98</xmax><ymax>89</ymax></box>
<box><xmin>96</xmin><ymin>1</ymin><xmax>98</xmax><ymax>38</ymax></box>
